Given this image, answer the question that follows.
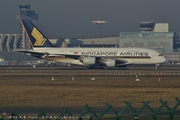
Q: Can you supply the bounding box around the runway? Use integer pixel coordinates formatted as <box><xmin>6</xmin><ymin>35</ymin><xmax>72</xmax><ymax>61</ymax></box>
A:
<box><xmin>0</xmin><ymin>64</ymin><xmax>180</xmax><ymax>70</ymax></box>
<box><xmin>0</xmin><ymin>65</ymin><xmax>180</xmax><ymax>76</ymax></box>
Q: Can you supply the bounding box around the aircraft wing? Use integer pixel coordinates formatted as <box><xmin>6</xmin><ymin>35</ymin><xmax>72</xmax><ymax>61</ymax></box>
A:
<box><xmin>13</xmin><ymin>49</ymin><xmax>47</xmax><ymax>58</ymax></box>
<box><xmin>62</xmin><ymin>54</ymin><xmax>130</xmax><ymax>65</ymax></box>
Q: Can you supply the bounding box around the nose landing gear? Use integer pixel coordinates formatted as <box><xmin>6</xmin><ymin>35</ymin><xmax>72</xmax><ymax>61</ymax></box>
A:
<box><xmin>154</xmin><ymin>64</ymin><xmax>159</xmax><ymax>70</ymax></box>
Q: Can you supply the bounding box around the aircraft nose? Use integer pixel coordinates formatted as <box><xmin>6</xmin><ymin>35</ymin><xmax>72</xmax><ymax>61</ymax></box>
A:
<box><xmin>161</xmin><ymin>56</ymin><xmax>166</xmax><ymax>63</ymax></box>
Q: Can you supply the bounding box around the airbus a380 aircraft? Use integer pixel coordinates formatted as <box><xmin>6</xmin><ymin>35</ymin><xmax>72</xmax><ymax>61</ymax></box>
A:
<box><xmin>16</xmin><ymin>20</ymin><xmax>166</xmax><ymax>69</ymax></box>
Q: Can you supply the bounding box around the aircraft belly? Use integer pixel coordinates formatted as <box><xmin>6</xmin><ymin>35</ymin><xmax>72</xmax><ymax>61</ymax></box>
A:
<box><xmin>116</xmin><ymin>58</ymin><xmax>154</xmax><ymax>65</ymax></box>
<box><xmin>47</xmin><ymin>58</ymin><xmax>84</xmax><ymax>65</ymax></box>
<box><xmin>132</xmin><ymin>59</ymin><xmax>153</xmax><ymax>64</ymax></box>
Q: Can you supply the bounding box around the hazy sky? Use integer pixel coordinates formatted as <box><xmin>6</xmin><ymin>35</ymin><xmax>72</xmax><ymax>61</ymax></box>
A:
<box><xmin>1</xmin><ymin>0</ymin><xmax>180</xmax><ymax>36</ymax></box>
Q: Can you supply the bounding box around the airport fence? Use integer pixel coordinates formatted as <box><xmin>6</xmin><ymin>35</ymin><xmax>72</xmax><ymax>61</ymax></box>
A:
<box><xmin>1</xmin><ymin>98</ymin><xmax>180</xmax><ymax>120</ymax></box>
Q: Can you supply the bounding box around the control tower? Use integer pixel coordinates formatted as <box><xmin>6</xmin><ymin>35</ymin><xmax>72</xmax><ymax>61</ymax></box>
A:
<box><xmin>16</xmin><ymin>5</ymin><xmax>39</xmax><ymax>20</ymax></box>
<box><xmin>16</xmin><ymin>5</ymin><xmax>39</xmax><ymax>49</ymax></box>
<box><xmin>139</xmin><ymin>22</ymin><xmax>155</xmax><ymax>32</ymax></box>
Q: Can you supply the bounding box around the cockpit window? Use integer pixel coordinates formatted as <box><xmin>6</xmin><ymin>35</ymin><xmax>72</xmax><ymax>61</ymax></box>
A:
<box><xmin>158</xmin><ymin>54</ymin><xmax>162</xmax><ymax>56</ymax></box>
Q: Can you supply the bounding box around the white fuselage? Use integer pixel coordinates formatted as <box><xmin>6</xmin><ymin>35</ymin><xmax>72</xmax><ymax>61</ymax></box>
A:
<box><xmin>92</xmin><ymin>20</ymin><xmax>108</xmax><ymax>24</ymax></box>
<box><xmin>32</xmin><ymin>47</ymin><xmax>166</xmax><ymax>66</ymax></box>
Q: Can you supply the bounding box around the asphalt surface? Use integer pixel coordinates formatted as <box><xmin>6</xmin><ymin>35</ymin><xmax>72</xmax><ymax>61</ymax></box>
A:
<box><xmin>0</xmin><ymin>65</ymin><xmax>180</xmax><ymax>76</ymax></box>
<box><xmin>0</xmin><ymin>65</ymin><xmax>180</xmax><ymax>70</ymax></box>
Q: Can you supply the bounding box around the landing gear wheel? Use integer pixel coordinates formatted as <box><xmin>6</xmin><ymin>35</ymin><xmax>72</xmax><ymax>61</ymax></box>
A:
<box><xmin>155</xmin><ymin>64</ymin><xmax>159</xmax><ymax>70</ymax></box>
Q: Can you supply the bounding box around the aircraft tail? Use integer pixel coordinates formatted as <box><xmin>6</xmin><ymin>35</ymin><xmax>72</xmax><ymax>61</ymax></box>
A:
<box><xmin>105</xmin><ymin>18</ymin><xmax>108</xmax><ymax>21</ymax></box>
<box><xmin>20</xmin><ymin>20</ymin><xmax>54</xmax><ymax>48</ymax></box>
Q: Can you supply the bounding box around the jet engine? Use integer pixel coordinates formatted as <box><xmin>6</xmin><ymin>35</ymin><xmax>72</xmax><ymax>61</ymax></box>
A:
<box><xmin>103</xmin><ymin>59</ymin><xmax>116</xmax><ymax>67</ymax></box>
<box><xmin>81</xmin><ymin>57</ymin><xmax>96</xmax><ymax>65</ymax></box>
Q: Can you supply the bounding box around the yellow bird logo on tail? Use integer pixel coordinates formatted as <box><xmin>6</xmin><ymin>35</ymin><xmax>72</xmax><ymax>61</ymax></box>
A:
<box><xmin>31</xmin><ymin>27</ymin><xmax>46</xmax><ymax>46</ymax></box>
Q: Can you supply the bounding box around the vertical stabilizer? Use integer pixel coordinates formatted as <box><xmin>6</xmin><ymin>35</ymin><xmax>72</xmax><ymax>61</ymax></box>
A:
<box><xmin>20</xmin><ymin>20</ymin><xmax>54</xmax><ymax>48</ymax></box>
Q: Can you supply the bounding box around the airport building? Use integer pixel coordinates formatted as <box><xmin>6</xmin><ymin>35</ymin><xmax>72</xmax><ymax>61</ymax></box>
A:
<box><xmin>119</xmin><ymin>32</ymin><xmax>174</xmax><ymax>52</ymax></box>
<box><xmin>119</xmin><ymin>22</ymin><xmax>174</xmax><ymax>52</ymax></box>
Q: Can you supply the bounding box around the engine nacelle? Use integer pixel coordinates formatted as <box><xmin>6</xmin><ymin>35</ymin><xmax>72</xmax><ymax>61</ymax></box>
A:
<box><xmin>82</xmin><ymin>57</ymin><xmax>96</xmax><ymax>65</ymax></box>
<box><xmin>103</xmin><ymin>59</ymin><xmax>116</xmax><ymax>67</ymax></box>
